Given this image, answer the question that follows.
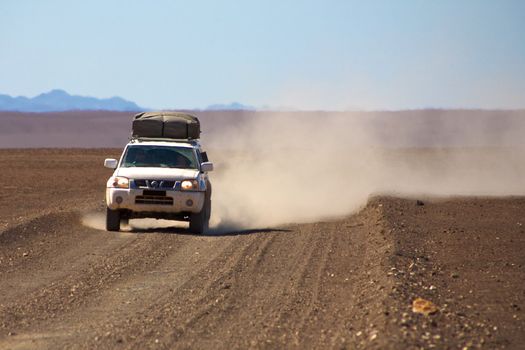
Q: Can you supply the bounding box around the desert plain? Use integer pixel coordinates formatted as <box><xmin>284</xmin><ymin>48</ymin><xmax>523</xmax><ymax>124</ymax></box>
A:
<box><xmin>0</xmin><ymin>110</ymin><xmax>524</xmax><ymax>349</ymax></box>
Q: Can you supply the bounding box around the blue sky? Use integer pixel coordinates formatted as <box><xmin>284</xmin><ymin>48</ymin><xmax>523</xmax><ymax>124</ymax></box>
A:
<box><xmin>1</xmin><ymin>0</ymin><xmax>524</xmax><ymax>110</ymax></box>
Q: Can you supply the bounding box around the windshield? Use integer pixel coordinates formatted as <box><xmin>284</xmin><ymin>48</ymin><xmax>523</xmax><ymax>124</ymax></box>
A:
<box><xmin>121</xmin><ymin>145</ymin><xmax>198</xmax><ymax>169</ymax></box>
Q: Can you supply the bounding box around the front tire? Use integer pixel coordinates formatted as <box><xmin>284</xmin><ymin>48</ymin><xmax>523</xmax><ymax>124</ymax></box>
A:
<box><xmin>106</xmin><ymin>207</ymin><xmax>121</xmax><ymax>231</ymax></box>
<box><xmin>189</xmin><ymin>199</ymin><xmax>211</xmax><ymax>234</ymax></box>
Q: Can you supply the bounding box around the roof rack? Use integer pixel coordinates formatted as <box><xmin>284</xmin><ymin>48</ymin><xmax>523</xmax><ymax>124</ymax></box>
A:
<box><xmin>130</xmin><ymin>136</ymin><xmax>200</xmax><ymax>146</ymax></box>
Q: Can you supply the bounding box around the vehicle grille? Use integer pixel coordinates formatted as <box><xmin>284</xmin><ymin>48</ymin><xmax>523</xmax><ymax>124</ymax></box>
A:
<box><xmin>135</xmin><ymin>195</ymin><xmax>173</xmax><ymax>205</ymax></box>
<box><xmin>133</xmin><ymin>179</ymin><xmax>176</xmax><ymax>189</ymax></box>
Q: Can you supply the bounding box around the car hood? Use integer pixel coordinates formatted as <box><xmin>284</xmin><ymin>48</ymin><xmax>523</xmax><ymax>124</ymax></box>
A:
<box><xmin>116</xmin><ymin>167</ymin><xmax>199</xmax><ymax>180</ymax></box>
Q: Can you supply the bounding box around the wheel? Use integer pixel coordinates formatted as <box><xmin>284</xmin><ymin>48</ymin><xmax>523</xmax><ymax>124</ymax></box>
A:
<box><xmin>106</xmin><ymin>207</ymin><xmax>121</xmax><ymax>231</ymax></box>
<box><xmin>189</xmin><ymin>198</ymin><xmax>211</xmax><ymax>234</ymax></box>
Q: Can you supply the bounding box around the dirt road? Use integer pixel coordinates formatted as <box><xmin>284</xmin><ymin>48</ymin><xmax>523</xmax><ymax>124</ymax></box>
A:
<box><xmin>0</xmin><ymin>149</ymin><xmax>524</xmax><ymax>349</ymax></box>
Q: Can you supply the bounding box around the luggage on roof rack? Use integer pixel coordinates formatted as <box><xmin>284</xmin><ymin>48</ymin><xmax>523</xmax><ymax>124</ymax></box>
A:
<box><xmin>132</xmin><ymin>111</ymin><xmax>201</xmax><ymax>139</ymax></box>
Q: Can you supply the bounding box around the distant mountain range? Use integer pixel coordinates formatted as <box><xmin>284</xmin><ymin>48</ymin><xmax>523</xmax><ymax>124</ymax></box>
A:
<box><xmin>0</xmin><ymin>89</ymin><xmax>258</xmax><ymax>112</ymax></box>
<box><xmin>0</xmin><ymin>89</ymin><xmax>142</xmax><ymax>112</ymax></box>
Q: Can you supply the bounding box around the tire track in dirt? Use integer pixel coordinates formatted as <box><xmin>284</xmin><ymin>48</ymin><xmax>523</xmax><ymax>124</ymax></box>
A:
<box><xmin>54</xmin><ymin>234</ymin><xmax>237</xmax><ymax>350</ymax></box>
<box><xmin>1</xmin><ymin>215</ymin><xmax>276</xmax><ymax>349</ymax></box>
<box><xmin>100</xmin><ymin>213</ymin><xmax>381</xmax><ymax>350</ymax></box>
<box><xmin>290</xmin><ymin>222</ymin><xmax>349</xmax><ymax>348</ymax></box>
<box><xmin>175</xmin><ymin>234</ymin><xmax>279</xmax><ymax>329</ymax></box>
<box><xmin>160</xmin><ymin>230</ymin><xmax>314</xmax><ymax>348</ymax></box>
<box><xmin>83</xmin><ymin>232</ymin><xmax>284</xmax><ymax>349</ymax></box>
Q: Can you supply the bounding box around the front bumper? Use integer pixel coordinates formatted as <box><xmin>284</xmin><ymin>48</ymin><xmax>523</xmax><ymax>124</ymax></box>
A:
<box><xmin>106</xmin><ymin>187</ymin><xmax>205</xmax><ymax>213</ymax></box>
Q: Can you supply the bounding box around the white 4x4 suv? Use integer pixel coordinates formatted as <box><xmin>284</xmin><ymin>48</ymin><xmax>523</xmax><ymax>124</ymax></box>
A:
<box><xmin>104</xmin><ymin>138</ymin><xmax>213</xmax><ymax>233</ymax></box>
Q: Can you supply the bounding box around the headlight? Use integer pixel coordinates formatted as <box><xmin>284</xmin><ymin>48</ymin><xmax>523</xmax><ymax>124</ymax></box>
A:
<box><xmin>181</xmin><ymin>179</ymin><xmax>198</xmax><ymax>191</ymax></box>
<box><xmin>108</xmin><ymin>176</ymin><xmax>129</xmax><ymax>189</ymax></box>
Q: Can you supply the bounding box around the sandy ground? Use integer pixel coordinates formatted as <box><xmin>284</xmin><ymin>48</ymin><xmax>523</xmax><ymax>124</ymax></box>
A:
<box><xmin>0</xmin><ymin>149</ymin><xmax>524</xmax><ymax>349</ymax></box>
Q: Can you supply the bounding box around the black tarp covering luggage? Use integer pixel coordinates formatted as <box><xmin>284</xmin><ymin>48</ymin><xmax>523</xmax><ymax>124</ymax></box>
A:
<box><xmin>132</xmin><ymin>111</ymin><xmax>201</xmax><ymax>139</ymax></box>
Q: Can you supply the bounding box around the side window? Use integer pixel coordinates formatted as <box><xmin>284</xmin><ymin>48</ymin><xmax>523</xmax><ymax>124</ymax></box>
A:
<box><xmin>201</xmin><ymin>151</ymin><xmax>209</xmax><ymax>162</ymax></box>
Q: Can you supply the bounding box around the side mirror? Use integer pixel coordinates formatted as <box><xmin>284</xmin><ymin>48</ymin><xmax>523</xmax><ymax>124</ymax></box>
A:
<box><xmin>104</xmin><ymin>158</ymin><xmax>118</xmax><ymax>169</ymax></box>
<box><xmin>201</xmin><ymin>162</ymin><xmax>214</xmax><ymax>172</ymax></box>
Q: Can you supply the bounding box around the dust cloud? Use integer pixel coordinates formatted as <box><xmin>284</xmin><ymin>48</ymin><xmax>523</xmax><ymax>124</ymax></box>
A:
<box><xmin>206</xmin><ymin>111</ymin><xmax>525</xmax><ymax>229</ymax></box>
<box><xmin>82</xmin><ymin>212</ymin><xmax>187</xmax><ymax>232</ymax></box>
<box><xmin>81</xmin><ymin>213</ymin><xmax>107</xmax><ymax>231</ymax></box>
